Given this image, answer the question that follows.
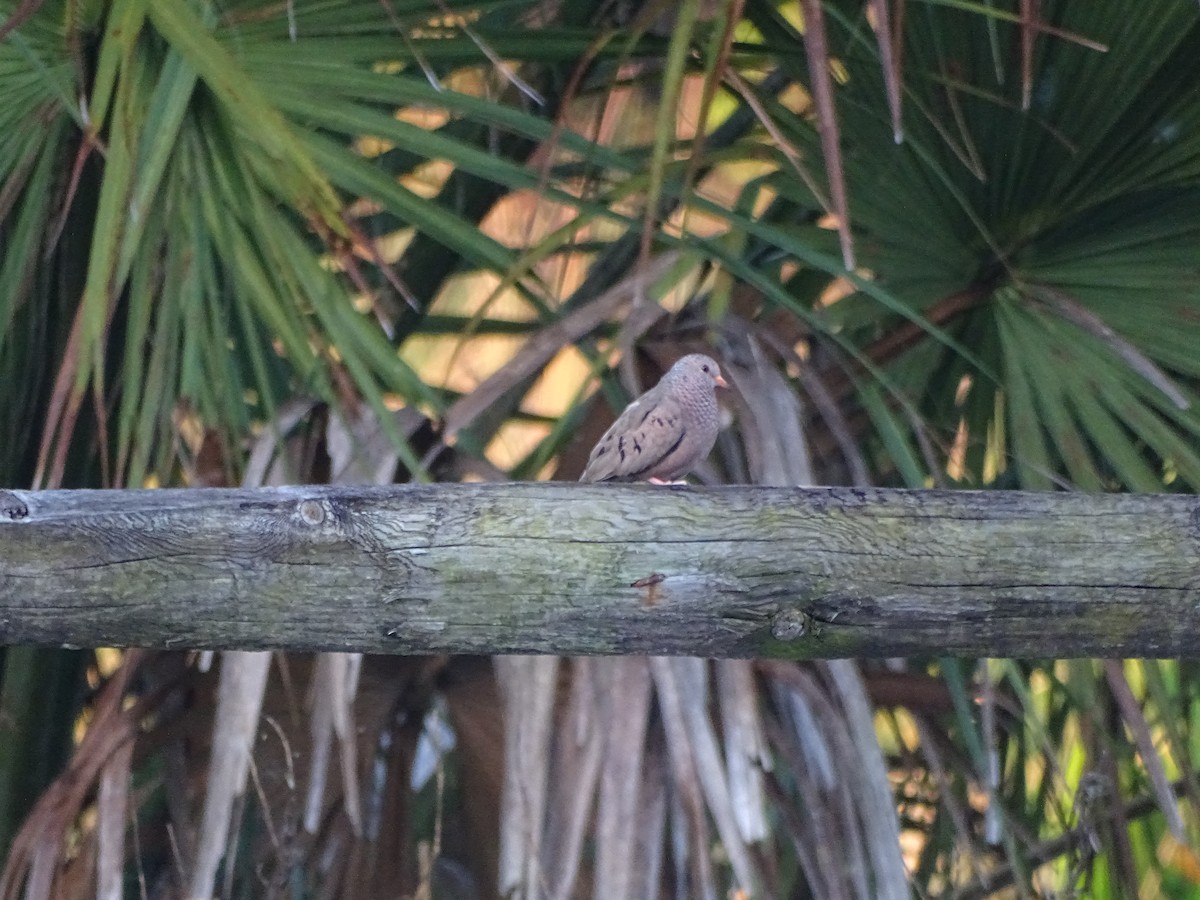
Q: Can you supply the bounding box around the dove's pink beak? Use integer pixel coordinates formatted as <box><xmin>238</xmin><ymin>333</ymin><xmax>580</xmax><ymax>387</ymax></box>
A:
<box><xmin>714</xmin><ymin>374</ymin><xmax>729</xmax><ymax>388</ymax></box>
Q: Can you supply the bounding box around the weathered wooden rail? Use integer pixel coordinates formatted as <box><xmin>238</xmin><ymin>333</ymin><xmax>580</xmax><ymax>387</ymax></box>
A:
<box><xmin>1</xmin><ymin>484</ymin><xmax>1197</xmax><ymax>657</ymax></box>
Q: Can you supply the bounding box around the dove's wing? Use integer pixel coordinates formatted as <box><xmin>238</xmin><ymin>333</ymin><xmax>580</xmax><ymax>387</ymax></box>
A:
<box><xmin>579</xmin><ymin>389</ymin><xmax>688</xmax><ymax>482</ymax></box>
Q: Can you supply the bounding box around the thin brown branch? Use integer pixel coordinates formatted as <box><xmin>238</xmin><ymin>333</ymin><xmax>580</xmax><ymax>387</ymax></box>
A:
<box><xmin>1031</xmin><ymin>284</ymin><xmax>1190</xmax><ymax>410</ymax></box>
<box><xmin>33</xmin><ymin>299</ymin><xmax>89</xmax><ymax>490</ymax></box>
<box><xmin>1019</xmin><ymin>0</ymin><xmax>1037</xmax><ymax>111</ymax></box>
<box><xmin>869</xmin><ymin>0</ymin><xmax>903</xmax><ymax>143</ymax></box>
<box><xmin>924</xmin><ymin>73</ymin><xmax>1078</xmax><ymax>154</ymax></box>
<box><xmin>1030</xmin><ymin>18</ymin><xmax>1109</xmax><ymax>53</ymax></box>
<box><xmin>684</xmin><ymin>0</ymin><xmax>746</xmax><ymax>188</ymax></box>
<box><xmin>799</xmin><ymin>0</ymin><xmax>855</xmax><ymax>270</ymax></box>
<box><xmin>0</xmin><ymin>123</ymin><xmax>43</xmax><ymax>222</ymax></box>
<box><xmin>942</xmin><ymin>65</ymin><xmax>986</xmax><ymax>180</ymax></box>
<box><xmin>724</xmin><ymin>68</ymin><xmax>832</xmax><ymax>211</ymax></box>
<box><xmin>1102</xmin><ymin>660</ymin><xmax>1187</xmax><ymax>841</ymax></box>
<box><xmin>47</xmin><ymin>124</ymin><xmax>107</xmax><ymax>252</ymax></box>
<box><xmin>0</xmin><ymin>0</ymin><xmax>47</xmax><ymax>41</ymax></box>
<box><xmin>818</xmin><ymin>285</ymin><xmax>991</xmax><ymax>406</ymax></box>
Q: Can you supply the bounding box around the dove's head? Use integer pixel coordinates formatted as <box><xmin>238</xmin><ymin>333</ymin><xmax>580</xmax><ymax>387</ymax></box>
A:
<box><xmin>667</xmin><ymin>354</ymin><xmax>729</xmax><ymax>390</ymax></box>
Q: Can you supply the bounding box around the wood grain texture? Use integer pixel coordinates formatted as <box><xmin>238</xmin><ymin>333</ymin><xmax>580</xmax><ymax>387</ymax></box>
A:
<box><xmin>1</xmin><ymin>484</ymin><xmax>1199</xmax><ymax>658</ymax></box>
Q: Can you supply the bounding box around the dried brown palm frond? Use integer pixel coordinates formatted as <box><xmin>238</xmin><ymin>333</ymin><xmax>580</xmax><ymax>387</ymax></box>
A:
<box><xmin>477</xmin><ymin>298</ymin><xmax>908</xmax><ymax>899</ymax></box>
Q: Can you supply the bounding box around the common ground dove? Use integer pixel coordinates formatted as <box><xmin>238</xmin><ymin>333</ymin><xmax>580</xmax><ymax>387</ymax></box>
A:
<box><xmin>579</xmin><ymin>354</ymin><xmax>728</xmax><ymax>483</ymax></box>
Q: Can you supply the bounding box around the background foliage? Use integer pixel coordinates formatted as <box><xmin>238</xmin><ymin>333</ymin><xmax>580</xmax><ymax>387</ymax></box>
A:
<box><xmin>2</xmin><ymin>0</ymin><xmax>1200</xmax><ymax>896</ymax></box>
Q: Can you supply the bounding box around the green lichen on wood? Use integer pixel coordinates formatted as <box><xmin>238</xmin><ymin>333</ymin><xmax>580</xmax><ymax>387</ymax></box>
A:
<box><xmin>1</xmin><ymin>484</ymin><xmax>1200</xmax><ymax>657</ymax></box>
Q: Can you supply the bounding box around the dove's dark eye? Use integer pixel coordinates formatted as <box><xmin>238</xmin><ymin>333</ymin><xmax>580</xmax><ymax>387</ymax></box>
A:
<box><xmin>702</xmin><ymin>365</ymin><xmax>710</xmax><ymax>373</ymax></box>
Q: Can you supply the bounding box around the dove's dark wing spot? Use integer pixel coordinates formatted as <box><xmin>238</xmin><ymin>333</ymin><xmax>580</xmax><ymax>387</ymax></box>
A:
<box><xmin>625</xmin><ymin>427</ymin><xmax>687</xmax><ymax>480</ymax></box>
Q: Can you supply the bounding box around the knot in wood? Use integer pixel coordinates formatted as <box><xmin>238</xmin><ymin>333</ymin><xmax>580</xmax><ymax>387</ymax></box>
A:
<box><xmin>298</xmin><ymin>499</ymin><xmax>327</xmax><ymax>526</ymax></box>
<box><xmin>631</xmin><ymin>573</ymin><xmax>666</xmax><ymax>589</ymax></box>
<box><xmin>770</xmin><ymin>608</ymin><xmax>813</xmax><ymax>641</ymax></box>
<box><xmin>0</xmin><ymin>491</ymin><xmax>28</xmax><ymax>521</ymax></box>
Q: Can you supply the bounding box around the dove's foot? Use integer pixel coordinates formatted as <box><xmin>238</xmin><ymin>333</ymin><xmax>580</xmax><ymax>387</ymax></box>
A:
<box><xmin>648</xmin><ymin>477</ymin><xmax>689</xmax><ymax>486</ymax></box>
